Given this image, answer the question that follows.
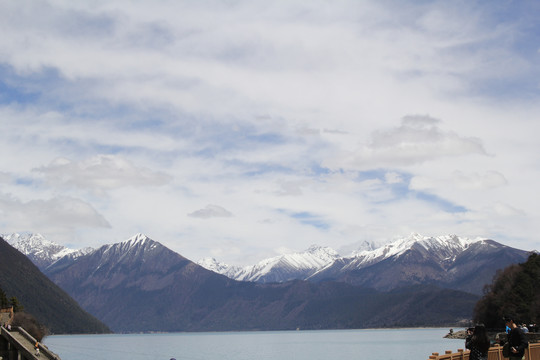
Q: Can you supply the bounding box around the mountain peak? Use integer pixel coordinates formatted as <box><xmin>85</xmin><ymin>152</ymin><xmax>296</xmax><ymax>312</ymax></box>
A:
<box><xmin>374</xmin><ymin>233</ymin><xmax>476</xmax><ymax>259</ymax></box>
<box><xmin>2</xmin><ymin>232</ymin><xmax>80</xmax><ymax>270</ymax></box>
<box><xmin>101</xmin><ymin>233</ymin><xmax>162</xmax><ymax>258</ymax></box>
<box><xmin>125</xmin><ymin>233</ymin><xmax>152</xmax><ymax>246</ymax></box>
<box><xmin>3</xmin><ymin>232</ymin><xmax>51</xmax><ymax>249</ymax></box>
<box><xmin>306</xmin><ymin>244</ymin><xmax>339</xmax><ymax>256</ymax></box>
<box><xmin>199</xmin><ymin>244</ymin><xmax>341</xmax><ymax>283</ymax></box>
<box><xmin>197</xmin><ymin>257</ymin><xmax>238</xmax><ymax>275</ymax></box>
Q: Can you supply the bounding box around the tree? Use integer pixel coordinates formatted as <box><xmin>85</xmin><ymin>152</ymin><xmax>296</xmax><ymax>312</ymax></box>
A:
<box><xmin>12</xmin><ymin>312</ymin><xmax>48</xmax><ymax>342</ymax></box>
<box><xmin>9</xmin><ymin>296</ymin><xmax>24</xmax><ymax>312</ymax></box>
<box><xmin>0</xmin><ymin>288</ymin><xmax>8</xmax><ymax>308</ymax></box>
<box><xmin>474</xmin><ymin>253</ymin><xmax>540</xmax><ymax>329</ymax></box>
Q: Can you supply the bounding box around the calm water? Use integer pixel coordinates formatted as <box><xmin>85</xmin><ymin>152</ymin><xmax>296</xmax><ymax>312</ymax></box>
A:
<box><xmin>44</xmin><ymin>328</ymin><xmax>466</xmax><ymax>360</ymax></box>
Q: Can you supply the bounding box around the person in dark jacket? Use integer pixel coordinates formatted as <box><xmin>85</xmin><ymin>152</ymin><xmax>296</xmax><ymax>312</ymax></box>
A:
<box><xmin>504</xmin><ymin>316</ymin><xmax>528</xmax><ymax>360</ymax></box>
<box><xmin>465</xmin><ymin>324</ymin><xmax>490</xmax><ymax>360</ymax></box>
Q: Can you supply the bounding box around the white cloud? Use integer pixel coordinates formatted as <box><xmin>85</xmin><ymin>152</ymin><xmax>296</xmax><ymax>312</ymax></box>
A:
<box><xmin>0</xmin><ymin>172</ymin><xmax>11</xmax><ymax>184</ymax></box>
<box><xmin>188</xmin><ymin>205</ymin><xmax>234</xmax><ymax>219</ymax></box>
<box><xmin>384</xmin><ymin>171</ymin><xmax>404</xmax><ymax>185</ymax></box>
<box><xmin>492</xmin><ymin>202</ymin><xmax>526</xmax><ymax>218</ymax></box>
<box><xmin>34</xmin><ymin>155</ymin><xmax>172</xmax><ymax>192</ymax></box>
<box><xmin>369</xmin><ymin>115</ymin><xmax>487</xmax><ymax>161</ymax></box>
<box><xmin>323</xmin><ymin>115</ymin><xmax>488</xmax><ymax>170</ymax></box>
<box><xmin>0</xmin><ymin>194</ymin><xmax>110</xmax><ymax>232</ymax></box>
<box><xmin>0</xmin><ymin>1</ymin><xmax>540</xmax><ymax>264</ymax></box>
<box><xmin>411</xmin><ymin>170</ymin><xmax>508</xmax><ymax>192</ymax></box>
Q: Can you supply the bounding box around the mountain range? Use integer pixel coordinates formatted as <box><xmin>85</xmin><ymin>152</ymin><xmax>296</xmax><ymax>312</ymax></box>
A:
<box><xmin>7</xmin><ymin>233</ymin><xmax>528</xmax><ymax>296</ymax></box>
<box><xmin>3</xmin><ymin>232</ymin><xmax>532</xmax><ymax>333</ymax></box>
<box><xmin>197</xmin><ymin>244</ymin><xmax>341</xmax><ymax>283</ymax></box>
<box><xmin>197</xmin><ymin>233</ymin><xmax>529</xmax><ymax>295</ymax></box>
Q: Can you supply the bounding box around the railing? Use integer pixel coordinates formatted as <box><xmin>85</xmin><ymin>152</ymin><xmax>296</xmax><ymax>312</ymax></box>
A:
<box><xmin>428</xmin><ymin>342</ymin><xmax>540</xmax><ymax>360</ymax></box>
<box><xmin>1</xmin><ymin>325</ymin><xmax>61</xmax><ymax>360</ymax></box>
<box><xmin>15</xmin><ymin>326</ymin><xmax>60</xmax><ymax>359</ymax></box>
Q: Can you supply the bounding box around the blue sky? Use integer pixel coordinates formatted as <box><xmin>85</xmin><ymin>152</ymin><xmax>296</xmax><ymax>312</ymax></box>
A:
<box><xmin>1</xmin><ymin>0</ymin><xmax>540</xmax><ymax>264</ymax></box>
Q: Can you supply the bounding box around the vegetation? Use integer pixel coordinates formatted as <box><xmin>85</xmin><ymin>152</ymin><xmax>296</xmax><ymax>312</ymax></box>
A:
<box><xmin>9</xmin><ymin>296</ymin><xmax>24</xmax><ymax>312</ymax></box>
<box><xmin>0</xmin><ymin>288</ymin><xmax>8</xmax><ymax>308</ymax></box>
<box><xmin>1</xmin><ymin>286</ymin><xmax>46</xmax><ymax>340</ymax></box>
<box><xmin>474</xmin><ymin>252</ymin><xmax>540</xmax><ymax>329</ymax></box>
<box><xmin>1</xmin><ymin>288</ymin><xmax>23</xmax><ymax>312</ymax></box>
<box><xmin>12</xmin><ymin>312</ymin><xmax>48</xmax><ymax>341</ymax></box>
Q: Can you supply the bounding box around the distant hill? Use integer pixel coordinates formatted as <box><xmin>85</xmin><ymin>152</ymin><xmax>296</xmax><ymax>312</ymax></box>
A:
<box><xmin>44</xmin><ymin>234</ymin><xmax>478</xmax><ymax>332</ymax></box>
<box><xmin>0</xmin><ymin>237</ymin><xmax>110</xmax><ymax>334</ymax></box>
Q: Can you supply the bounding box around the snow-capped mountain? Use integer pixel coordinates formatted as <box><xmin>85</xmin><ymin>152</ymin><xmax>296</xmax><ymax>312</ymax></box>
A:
<box><xmin>199</xmin><ymin>234</ymin><xmax>476</xmax><ymax>283</ymax></box>
<box><xmin>39</xmin><ymin>232</ymin><xmax>479</xmax><ymax>332</ymax></box>
<box><xmin>0</xmin><ymin>235</ymin><xmax>111</xmax><ymax>334</ymax></box>
<box><xmin>198</xmin><ymin>233</ymin><xmax>530</xmax><ymax>295</ymax></box>
<box><xmin>197</xmin><ymin>257</ymin><xmax>242</xmax><ymax>278</ymax></box>
<box><xmin>1</xmin><ymin>231</ymin><xmax>531</xmax><ymax>332</ymax></box>
<box><xmin>2</xmin><ymin>232</ymin><xmax>89</xmax><ymax>270</ymax></box>
<box><xmin>198</xmin><ymin>245</ymin><xmax>340</xmax><ymax>283</ymax></box>
<box><xmin>3</xmin><ymin>231</ymin><xmax>531</xmax><ymax>296</ymax></box>
<box><xmin>336</xmin><ymin>233</ymin><xmax>476</xmax><ymax>272</ymax></box>
<box><xmin>309</xmin><ymin>233</ymin><xmax>529</xmax><ymax>294</ymax></box>
<box><xmin>45</xmin><ymin>233</ymin><xmax>193</xmax><ymax>283</ymax></box>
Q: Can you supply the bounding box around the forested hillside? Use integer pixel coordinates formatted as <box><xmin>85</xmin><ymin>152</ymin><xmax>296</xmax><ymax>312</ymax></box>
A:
<box><xmin>474</xmin><ymin>252</ymin><xmax>539</xmax><ymax>328</ymax></box>
<box><xmin>0</xmin><ymin>237</ymin><xmax>110</xmax><ymax>334</ymax></box>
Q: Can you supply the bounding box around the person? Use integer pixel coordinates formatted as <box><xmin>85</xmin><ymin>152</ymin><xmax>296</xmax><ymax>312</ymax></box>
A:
<box><xmin>465</xmin><ymin>324</ymin><xmax>490</xmax><ymax>360</ymax></box>
<box><xmin>504</xmin><ymin>316</ymin><xmax>528</xmax><ymax>360</ymax></box>
<box><xmin>34</xmin><ymin>341</ymin><xmax>40</xmax><ymax>357</ymax></box>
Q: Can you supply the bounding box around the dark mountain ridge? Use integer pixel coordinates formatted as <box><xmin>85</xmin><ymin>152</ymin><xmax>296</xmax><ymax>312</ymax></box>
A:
<box><xmin>0</xmin><ymin>237</ymin><xmax>110</xmax><ymax>334</ymax></box>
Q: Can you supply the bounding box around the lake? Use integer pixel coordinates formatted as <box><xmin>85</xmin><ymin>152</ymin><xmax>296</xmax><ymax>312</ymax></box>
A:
<box><xmin>44</xmin><ymin>328</ymin><xmax>466</xmax><ymax>360</ymax></box>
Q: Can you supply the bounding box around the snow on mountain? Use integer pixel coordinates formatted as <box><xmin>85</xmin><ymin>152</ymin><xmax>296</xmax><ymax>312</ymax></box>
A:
<box><xmin>349</xmin><ymin>240</ymin><xmax>379</xmax><ymax>255</ymax></box>
<box><xmin>340</xmin><ymin>233</ymin><xmax>477</xmax><ymax>271</ymax></box>
<box><xmin>88</xmin><ymin>233</ymin><xmax>167</xmax><ymax>271</ymax></box>
<box><xmin>103</xmin><ymin>233</ymin><xmax>159</xmax><ymax>255</ymax></box>
<box><xmin>197</xmin><ymin>257</ymin><xmax>242</xmax><ymax>278</ymax></box>
<box><xmin>199</xmin><ymin>234</ymin><xmax>494</xmax><ymax>284</ymax></box>
<box><xmin>198</xmin><ymin>245</ymin><xmax>340</xmax><ymax>283</ymax></box>
<box><xmin>4</xmin><ymin>231</ymin><xmax>522</xmax><ymax>293</ymax></box>
<box><xmin>2</xmin><ymin>232</ymin><xmax>84</xmax><ymax>270</ymax></box>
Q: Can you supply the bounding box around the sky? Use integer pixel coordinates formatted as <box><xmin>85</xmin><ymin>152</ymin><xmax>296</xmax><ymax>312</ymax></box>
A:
<box><xmin>1</xmin><ymin>0</ymin><xmax>540</xmax><ymax>265</ymax></box>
